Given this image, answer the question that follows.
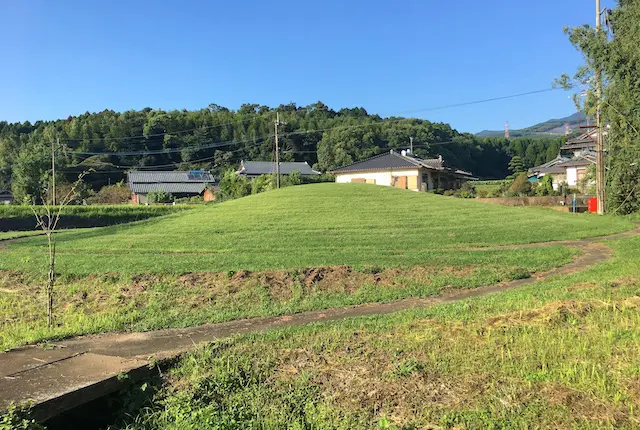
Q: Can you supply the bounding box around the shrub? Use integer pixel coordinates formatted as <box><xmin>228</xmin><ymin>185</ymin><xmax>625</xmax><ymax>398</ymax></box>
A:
<box><xmin>147</xmin><ymin>190</ymin><xmax>173</xmax><ymax>204</ymax></box>
<box><xmin>218</xmin><ymin>169</ymin><xmax>251</xmax><ymax>201</ymax></box>
<box><xmin>454</xmin><ymin>182</ymin><xmax>476</xmax><ymax>198</ymax></box>
<box><xmin>174</xmin><ymin>195</ymin><xmax>204</xmax><ymax>204</ymax></box>
<box><xmin>536</xmin><ymin>175</ymin><xmax>555</xmax><ymax>196</ymax></box>
<box><xmin>251</xmin><ymin>174</ymin><xmax>275</xmax><ymax>195</ymax></box>
<box><xmin>477</xmin><ymin>189</ymin><xmax>489</xmax><ymax>198</ymax></box>
<box><xmin>443</xmin><ymin>190</ymin><xmax>455</xmax><ymax>196</ymax></box>
<box><xmin>286</xmin><ymin>170</ymin><xmax>302</xmax><ymax>186</ymax></box>
<box><xmin>507</xmin><ymin>173</ymin><xmax>533</xmax><ymax>196</ymax></box>
<box><xmin>89</xmin><ymin>182</ymin><xmax>131</xmax><ymax>204</ymax></box>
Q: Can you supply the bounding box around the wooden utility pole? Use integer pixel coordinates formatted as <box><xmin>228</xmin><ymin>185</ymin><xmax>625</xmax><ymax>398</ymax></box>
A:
<box><xmin>274</xmin><ymin>113</ymin><xmax>287</xmax><ymax>189</ymax></box>
<box><xmin>595</xmin><ymin>0</ymin><xmax>606</xmax><ymax>214</ymax></box>
<box><xmin>274</xmin><ymin>112</ymin><xmax>281</xmax><ymax>189</ymax></box>
<box><xmin>52</xmin><ymin>137</ymin><xmax>58</xmax><ymax>205</ymax></box>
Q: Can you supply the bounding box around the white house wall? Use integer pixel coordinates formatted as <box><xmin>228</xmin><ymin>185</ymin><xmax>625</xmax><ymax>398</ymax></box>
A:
<box><xmin>335</xmin><ymin>170</ymin><xmax>420</xmax><ymax>189</ymax></box>
<box><xmin>566</xmin><ymin>167</ymin><xmax>578</xmax><ymax>186</ymax></box>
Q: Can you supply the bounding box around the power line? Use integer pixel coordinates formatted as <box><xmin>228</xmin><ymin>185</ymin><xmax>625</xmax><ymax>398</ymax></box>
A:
<box><xmin>390</xmin><ymin>88</ymin><xmax>561</xmax><ymax>115</ymax></box>
<box><xmin>61</xmin><ymin>134</ymin><xmax>272</xmax><ymax>156</ymax></box>
<box><xmin>59</xmin><ymin>140</ymin><xmax>270</xmax><ymax>173</ymax></box>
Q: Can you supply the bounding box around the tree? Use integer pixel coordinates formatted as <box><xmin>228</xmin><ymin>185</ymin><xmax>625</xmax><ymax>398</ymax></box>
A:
<box><xmin>560</xmin><ymin>0</ymin><xmax>640</xmax><ymax>213</ymax></box>
<box><xmin>31</xmin><ymin>170</ymin><xmax>90</xmax><ymax>328</ymax></box>
<box><xmin>508</xmin><ymin>155</ymin><xmax>525</xmax><ymax>175</ymax></box>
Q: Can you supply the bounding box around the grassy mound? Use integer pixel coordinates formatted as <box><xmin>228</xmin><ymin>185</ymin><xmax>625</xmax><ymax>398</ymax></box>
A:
<box><xmin>0</xmin><ymin>183</ymin><xmax>633</xmax><ymax>274</ymax></box>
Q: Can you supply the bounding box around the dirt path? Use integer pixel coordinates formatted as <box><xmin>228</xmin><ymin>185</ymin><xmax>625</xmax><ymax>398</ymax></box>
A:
<box><xmin>0</xmin><ymin>227</ymin><xmax>637</xmax><ymax>421</ymax></box>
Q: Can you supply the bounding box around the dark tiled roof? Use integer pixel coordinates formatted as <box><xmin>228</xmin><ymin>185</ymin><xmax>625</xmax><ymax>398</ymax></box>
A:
<box><xmin>127</xmin><ymin>170</ymin><xmax>214</xmax><ymax>195</ymax></box>
<box><xmin>127</xmin><ymin>171</ymin><xmax>214</xmax><ymax>183</ymax></box>
<box><xmin>529</xmin><ymin>155</ymin><xmax>571</xmax><ymax>174</ymax></box>
<box><xmin>130</xmin><ymin>183</ymin><xmax>208</xmax><ymax>194</ymax></box>
<box><xmin>561</xmin><ymin>129</ymin><xmax>600</xmax><ymax>150</ymax></box>
<box><xmin>558</xmin><ymin>154</ymin><xmax>596</xmax><ymax>167</ymax></box>
<box><xmin>331</xmin><ymin>151</ymin><xmax>446</xmax><ymax>173</ymax></box>
<box><xmin>530</xmin><ymin>153</ymin><xmax>595</xmax><ymax>175</ymax></box>
<box><xmin>238</xmin><ymin>161</ymin><xmax>320</xmax><ymax>176</ymax></box>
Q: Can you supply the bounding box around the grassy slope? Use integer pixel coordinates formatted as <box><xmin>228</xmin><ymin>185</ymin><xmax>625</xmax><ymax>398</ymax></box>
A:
<box><xmin>0</xmin><ymin>183</ymin><xmax>633</xmax><ymax>274</ymax></box>
<box><xmin>117</xmin><ymin>235</ymin><xmax>640</xmax><ymax>429</ymax></box>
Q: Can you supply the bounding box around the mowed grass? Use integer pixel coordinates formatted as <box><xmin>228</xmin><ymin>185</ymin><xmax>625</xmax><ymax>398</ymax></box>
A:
<box><xmin>0</xmin><ymin>183</ymin><xmax>633</xmax><ymax>275</ymax></box>
<box><xmin>115</xmin><ymin>235</ymin><xmax>640</xmax><ymax>430</ymax></box>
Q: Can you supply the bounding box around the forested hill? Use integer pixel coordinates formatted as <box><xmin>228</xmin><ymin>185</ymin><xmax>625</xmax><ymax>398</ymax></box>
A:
<box><xmin>0</xmin><ymin>102</ymin><xmax>565</xmax><ymax>199</ymax></box>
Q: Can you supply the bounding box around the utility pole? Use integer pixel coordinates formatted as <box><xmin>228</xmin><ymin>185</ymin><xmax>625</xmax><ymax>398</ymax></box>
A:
<box><xmin>274</xmin><ymin>112</ymin><xmax>286</xmax><ymax>189</ymax></box>
<box><xmin>52</xmin><ymin>137</ymin><xmax>58</xmax><ymax>206</ymax></box>
<box><xmin>595</xmin><ymin>0</ymin><xmax>606</xmax><ymax>214</ymax></box>
<box><xmin>409</xmin><ymin>137</ymin><xmax>414</xmax><ymax>154</ymax></box>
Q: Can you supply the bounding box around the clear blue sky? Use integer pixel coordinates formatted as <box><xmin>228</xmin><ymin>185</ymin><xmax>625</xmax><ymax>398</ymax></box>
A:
<box><xmin>1</xmin><ymin>0</ymin><xmax>612</xmax><ymax>133</ymax></box>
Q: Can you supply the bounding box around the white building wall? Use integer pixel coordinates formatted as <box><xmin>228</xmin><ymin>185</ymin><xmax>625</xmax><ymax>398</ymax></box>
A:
<box><xmin>566</xmin><ymin>167</ymin><xmax>578</xmax><ymax>186</ymax></box>
<box><xmin>335</xmin><ymin>169</ymin><xmax>420</xmax><ymax>190</ymax></box>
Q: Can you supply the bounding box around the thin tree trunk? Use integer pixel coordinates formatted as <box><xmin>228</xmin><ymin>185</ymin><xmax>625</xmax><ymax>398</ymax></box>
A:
<box><xmin>47</xmin><ymin>233</ymin><xmax>55</xmax><ymax>328</ymax></box>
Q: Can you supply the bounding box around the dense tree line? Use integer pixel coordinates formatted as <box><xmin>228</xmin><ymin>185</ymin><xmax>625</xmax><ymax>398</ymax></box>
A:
<box><xmin>0</xmin><ymin>101</ymin><xmax>564</xmax><ymax>202</ymax></box>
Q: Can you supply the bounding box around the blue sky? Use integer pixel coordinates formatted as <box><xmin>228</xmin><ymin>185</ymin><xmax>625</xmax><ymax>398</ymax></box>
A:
<box><xmin>1</xmin><ymin>0</ymin><xmax>612</xmax><ymax>133</ymax></box>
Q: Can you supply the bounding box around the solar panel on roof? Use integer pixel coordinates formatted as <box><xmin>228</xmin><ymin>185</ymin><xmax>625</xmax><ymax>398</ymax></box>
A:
<box><xmin>187</xmin><ymin>170</ymin><xmax>206</xmax><ymax>181</ymax></box>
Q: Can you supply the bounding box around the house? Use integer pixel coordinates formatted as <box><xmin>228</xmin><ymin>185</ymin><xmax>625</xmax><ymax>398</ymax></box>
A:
<box><xmin>127</xmin><ymin>170</ymin><xmax>215</xmax><ymax>204</ymax></box>
<box><xmin>330</xmin><ymin>150</ymin><xmax>475</xmax><ymax>191</ymax></box>
<box><xmin>0</xmin><ymin>190</ymin><xmax>13</xmax><ymax>205</ymax></box>
<box><xmin>237</xmin><ymin>160</ymin><xmax>321</xmax><ymax>179</ymax></box>
<box><xmin>529</xmin><ymin>129</ymin><xmax>599</xmax><ymax>191</ymax></box>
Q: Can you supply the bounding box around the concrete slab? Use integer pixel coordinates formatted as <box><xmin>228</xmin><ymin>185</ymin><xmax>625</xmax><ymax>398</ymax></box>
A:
<box><xmin>0</xmin><ymin>345</ymin><xmax>84</xmax><ymax>377</ymax></box>
<box><xmin>1</xmin><ymin>353</ymin><xmax>146</xmax><ymax>420</ymax></box>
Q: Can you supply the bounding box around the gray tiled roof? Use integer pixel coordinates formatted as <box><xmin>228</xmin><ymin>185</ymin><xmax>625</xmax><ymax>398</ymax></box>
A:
<box><xmin>331</xmin><ymin>151</ymin><xmax>445</xmax><ymax>173</ymax></box>
<box><xmin>238</xmin><ymin>161</ymin><xmax>320</xmax><ymax>176</ymax></box>
<box><xmin>127</xmin><ymin>171</ymin><xmax>214</xmax><ymax>183</ymax></box>
<box><xmin>127</xmin><ymin>170</ymin><xmax>214</xmax><ymax>195</ymax></box>
<box><xmin>530</xmin><ymin>153</ymin><xmax>596</xmax><ymax>175</ymax></box>
<box><xmin>129</xmin><ymin>182</ymin><xmax>208</xmax><ymax>194</ymax></box>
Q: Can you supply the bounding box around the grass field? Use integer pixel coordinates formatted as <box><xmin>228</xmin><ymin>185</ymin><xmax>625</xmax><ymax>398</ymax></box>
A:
<box><xmin>114</xmin><ymin>234</ymin><xmax>640</xmax><ymax>429</ymax></box>
<box><xmin>0</xmin><ymin>183</ymin><xmax>633</xmax><ymax>275</ymax></box>
<box><xmin>0</xmin><ymin>184</ymin><xmax>634</xmax><ymax>349</ymax></box>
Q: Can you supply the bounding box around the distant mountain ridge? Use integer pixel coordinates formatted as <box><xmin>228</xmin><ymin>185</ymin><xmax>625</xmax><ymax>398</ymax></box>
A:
<box><xmin>476</xmin><ymin>112</ymin><xmax>591</xmax><ymax>138</ymax></box>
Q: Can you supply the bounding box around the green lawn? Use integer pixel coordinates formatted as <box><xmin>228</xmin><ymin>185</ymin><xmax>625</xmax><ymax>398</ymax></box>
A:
<box><xmin>0</xmin><ymin>183</ymin><xmax>633</xmax><ymax>275</ymax></box>
<box><xmin>114</xmin><ymin>234</ymin><xmax>640</xmax><ymax>429</ymax></box>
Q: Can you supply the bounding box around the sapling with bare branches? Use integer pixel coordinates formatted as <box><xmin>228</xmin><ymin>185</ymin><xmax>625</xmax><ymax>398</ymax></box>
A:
<box><xmin>31</xmin><ymin>171</ymin><xmax>90</xmax><ymax>328</ymax></box>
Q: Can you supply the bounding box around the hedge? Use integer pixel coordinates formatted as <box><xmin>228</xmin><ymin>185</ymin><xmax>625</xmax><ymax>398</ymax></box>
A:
<box><xmin>0</xmin><ymin>205</ymin><xmax>188</xmax><ymax>232</ymax></box>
